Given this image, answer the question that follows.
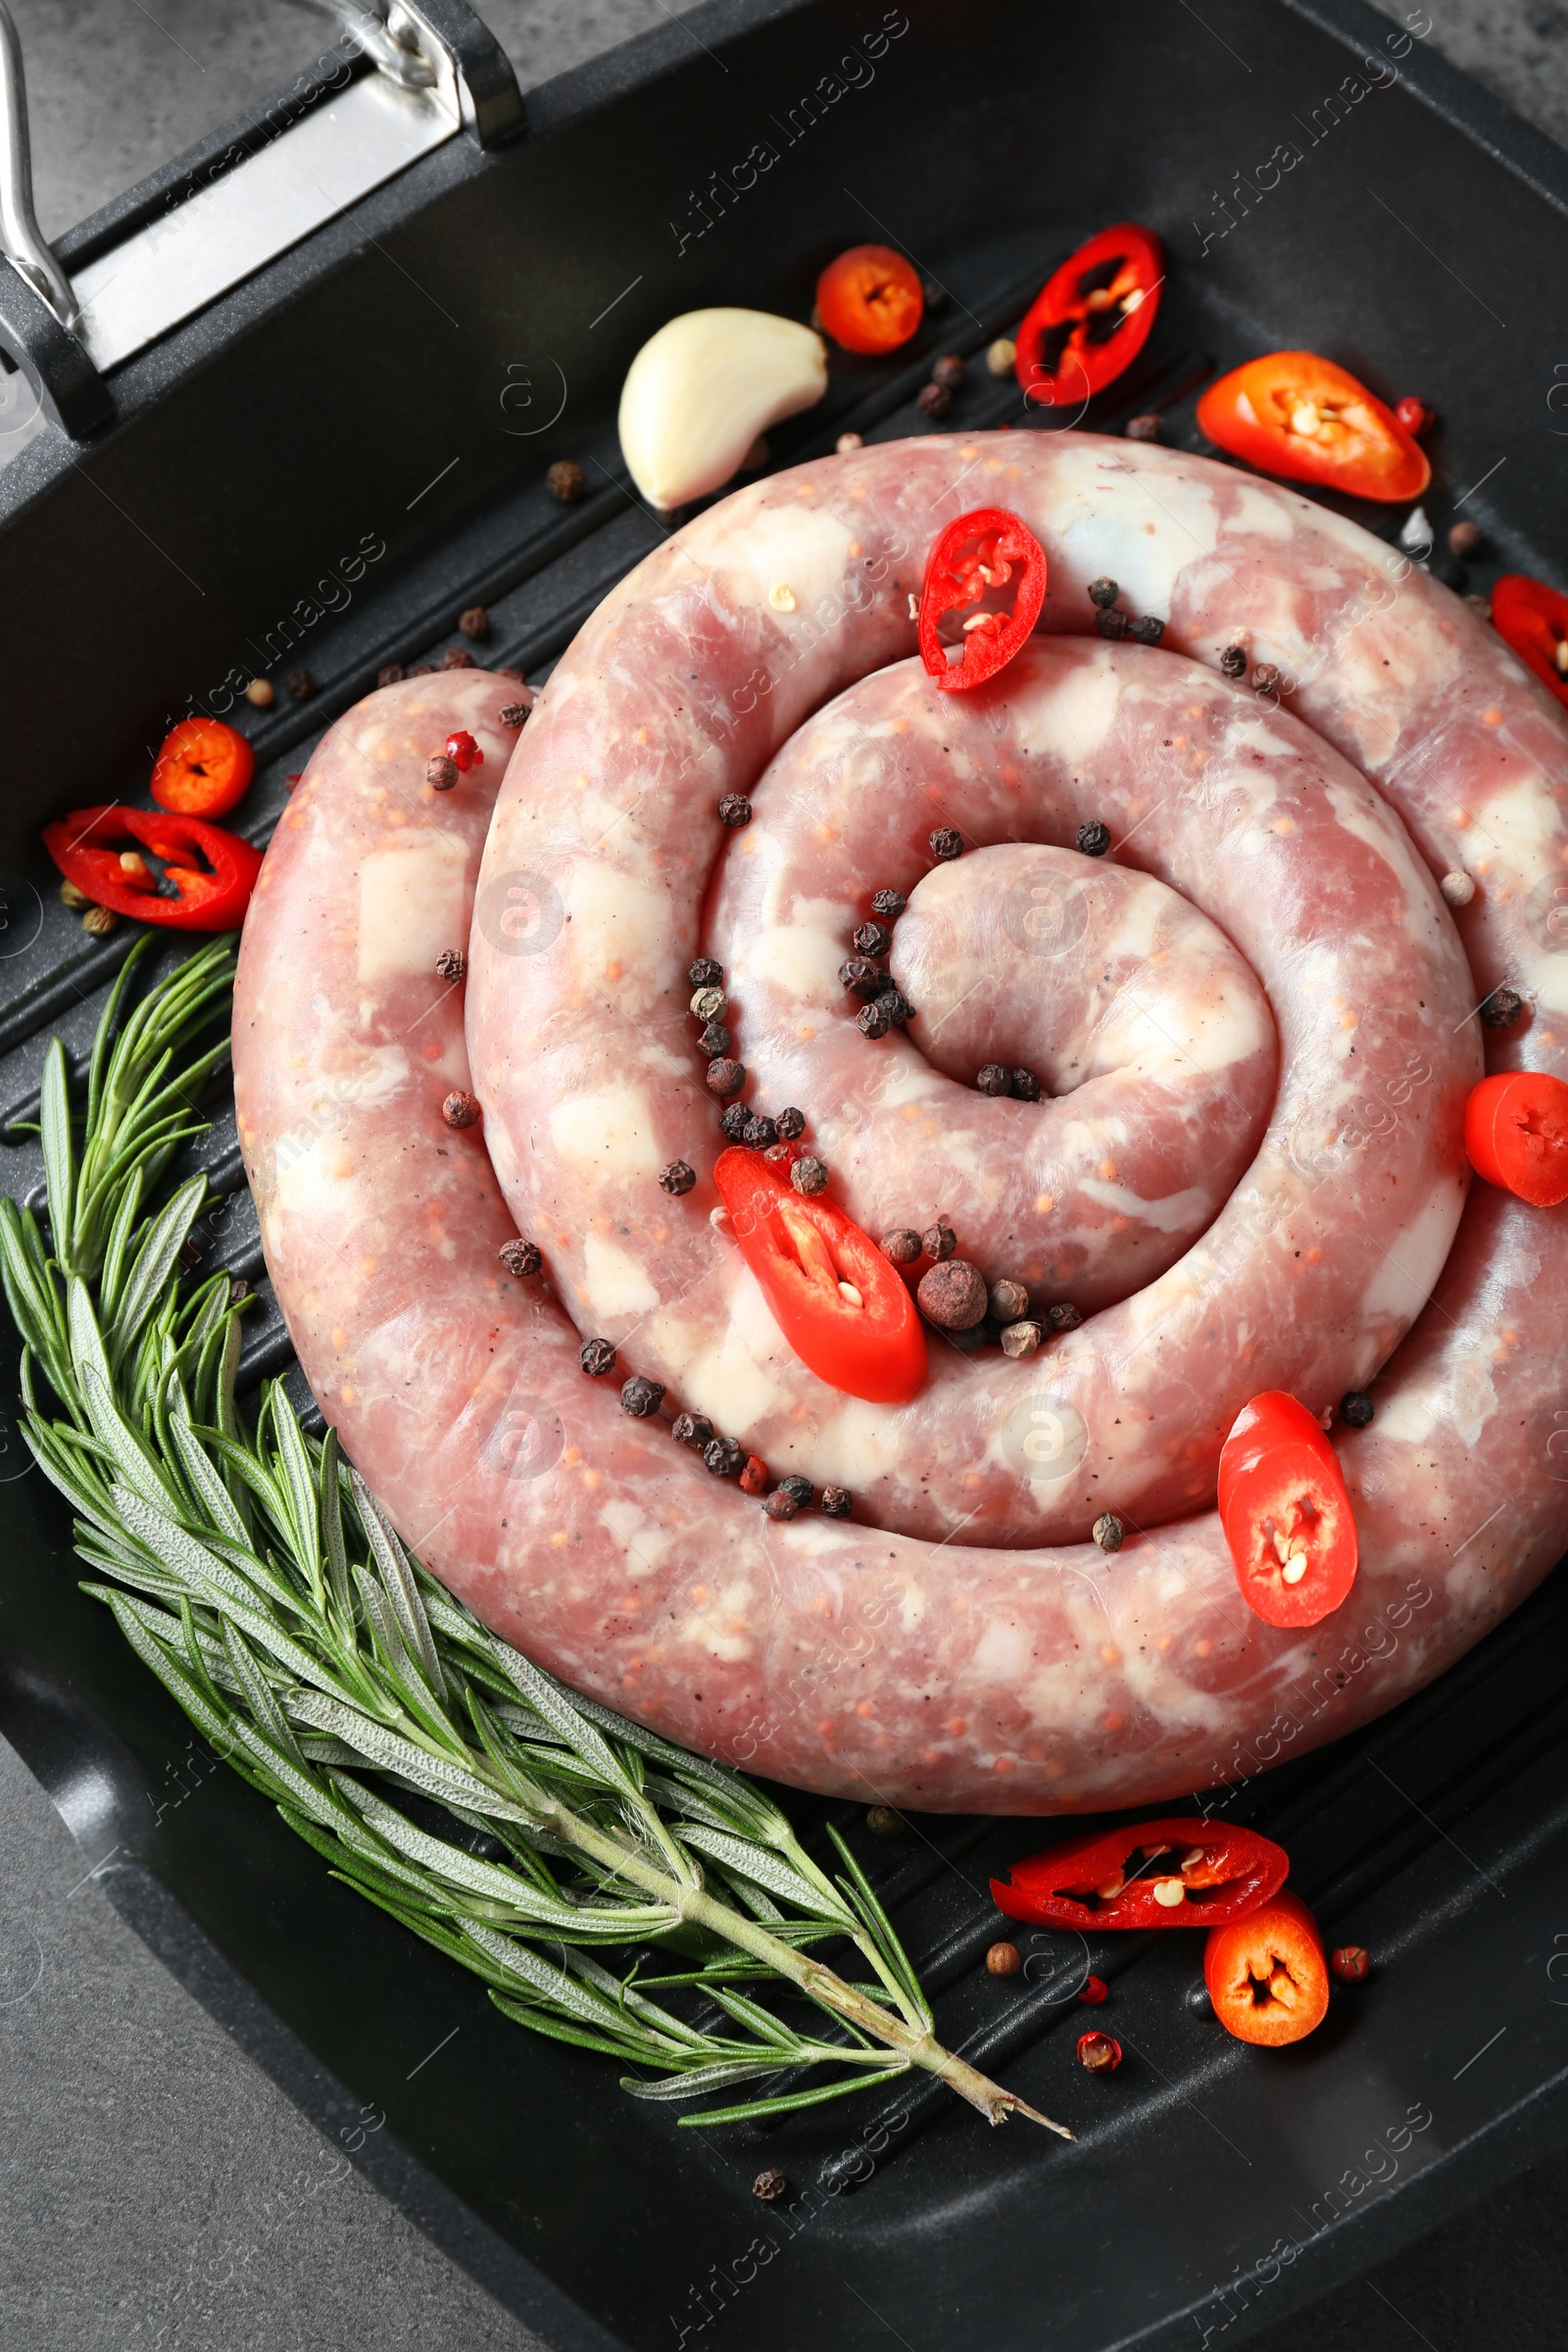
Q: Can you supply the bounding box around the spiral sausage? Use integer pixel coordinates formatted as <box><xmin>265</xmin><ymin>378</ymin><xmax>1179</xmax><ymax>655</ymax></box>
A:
<box><xmin>235</xmin><ymin>430</ymin><xmax>1568</xmax><ymax>1813</ymax></box>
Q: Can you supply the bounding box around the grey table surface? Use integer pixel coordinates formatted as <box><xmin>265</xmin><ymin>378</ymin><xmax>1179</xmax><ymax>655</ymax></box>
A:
<box><xmin>4</xmin><ymin>5</ymin><xmax>1568</xmax><ymax>2350</ymax></box>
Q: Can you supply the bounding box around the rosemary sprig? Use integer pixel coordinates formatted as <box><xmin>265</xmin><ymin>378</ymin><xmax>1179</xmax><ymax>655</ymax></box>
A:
<box><xmin>1</xmin><ymin>942</ymin><xmax>1069</xmax><ymax>2137</ymax></box>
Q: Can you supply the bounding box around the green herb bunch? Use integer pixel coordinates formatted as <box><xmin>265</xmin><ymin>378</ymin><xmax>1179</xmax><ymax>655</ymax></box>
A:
<box><xmin>0</xmin><ymin>941</ymin><xmax>1067</xmax><ymax>2135</ymax></box>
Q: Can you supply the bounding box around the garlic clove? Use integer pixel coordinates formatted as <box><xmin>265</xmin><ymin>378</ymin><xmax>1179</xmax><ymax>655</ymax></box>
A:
<box><xmin>617</xmin><ymin>309</ymin><xmax>828</xmax><ymax>513</ymax></box>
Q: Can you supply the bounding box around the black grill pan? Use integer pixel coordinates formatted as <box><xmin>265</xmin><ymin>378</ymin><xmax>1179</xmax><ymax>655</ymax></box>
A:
<box><xmin>2</xmin><ymin>3</ymin><xmax>1567</xmax><ymax>2346</ymax></box>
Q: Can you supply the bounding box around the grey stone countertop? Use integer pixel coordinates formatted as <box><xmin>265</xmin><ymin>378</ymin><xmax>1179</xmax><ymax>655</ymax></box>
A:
<box><xmin>4</xmin><ymin>4</ymin><xmax>1568</xmax><ymax>2349</ymax></box>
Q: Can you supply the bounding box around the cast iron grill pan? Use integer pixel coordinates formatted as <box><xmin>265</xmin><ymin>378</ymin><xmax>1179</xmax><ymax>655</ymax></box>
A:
<box><xmin>2</xmin><ymin>4</ymin><xmax>1567</xmax><ymax>2346</ymax></box>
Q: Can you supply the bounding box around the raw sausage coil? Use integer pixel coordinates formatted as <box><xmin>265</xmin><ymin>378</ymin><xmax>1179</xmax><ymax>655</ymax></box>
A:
<box><xmin>234</xmin><ymin>431</ymin><xmax>1568</xmax><ymax>1813</ymax></box>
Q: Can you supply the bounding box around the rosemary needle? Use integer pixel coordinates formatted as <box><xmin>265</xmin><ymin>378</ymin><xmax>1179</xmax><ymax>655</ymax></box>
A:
<box><xmin>1</xmin><ymin>941</ymin><xmax>1070</xmax><ymax>2138</ymax></box>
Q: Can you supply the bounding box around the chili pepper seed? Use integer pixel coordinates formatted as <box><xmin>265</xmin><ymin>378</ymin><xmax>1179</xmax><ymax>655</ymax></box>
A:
<box><xmin>621</xmin><ymin>1374</ymin><xmax>665</xmax><ymax>1417</ymax></box>
<box><xmin>547</xmin><ymin>459</ymin><xmax>586</xmax><ymax>501</ymax></box>
<box><xmin>580</xmin><ymin>1338</ymin><xmax>617</xmax><ymax>1376</ymax></box>
<box><xmin>986</xmin><ymin>1940</ymin><xmax>1022</xmax><ymax>1978</ymax></box>
<box><xmin>427</xmin><ymin>755</ymin><xmax>460</xmax><ymax>791</ymax></box>
<box><xmin>659</xmin><ymin>1160</ymin><xmax>696</xmax><ymax>1196</ymax></box>
<box><xmin>791</xmin><ymin>1155</ymin><xmax>828</xmax><ymax>1196</ymax></box>
<box><xmin>929</xmin><ymin>826</ymin><xmax>963</xmax><ymax>860</ymax></box>
<box><xmin>1331</xmin><ymin>1944</ymin><xmax>1371</xmax><ymax>1983</ymax></box>
<box><xmin>435</xmin><ymin>948</ymin><xmax>466</xmax><ymax>980</ymax></box>
<box><xmin>821</xmin><ymin>1484</ymin><xmax>853</xmax><ymax>1518</ymax></box>
<box><xmin>865</xmin><ymin>1805</ymin><xmax>905</xmax><ymax>1836</ymax></box>
<box><xmin>1093</xmin><ymin>1512</ymin><xmax>1125</xmax><ymax>1553</ymax></box>
<box><xmin>1077</xmin><ymin>2032</ymin><xmax>1122</xmax><ymax>2073</ymax></box>
<box><xmin>1077</xmin><ymin>820</ymin><xmax>1111</xmax><ymax>858</ymax></box>
<box><xmin>753</xmin><ymin>2169</ymin><xmax>788</xmax><ymax>2202</ymax></box>
<box><xmin>441</xmin><ymin>1090</ymin><xmax>480</xmax><ymax>1129</ymax></box>
<box><xmin>499</xmin><ymin>1239</ymin><xmax>542</xmax><ymax>1277</ymax></box>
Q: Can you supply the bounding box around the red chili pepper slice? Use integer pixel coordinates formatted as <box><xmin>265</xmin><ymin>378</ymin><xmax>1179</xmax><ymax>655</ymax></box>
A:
<box><xmin>1218</xmin><ymin>1391</ymin><xmax>1358</xmax><ymax>1629</ymax></box>
<box><xmin>1204</xmin><ymin>1889</ymin><xmax>1329</xmax><ymax>2046</ymax></box>
<box><xmin>1394</xmin><ymin>395</ymin><xmax>1435</xmax><ymax>437</ymax></box>
<box><xmin>1197</xmin><ymin>353</ymin><xmax>1430</xmax><ymax>502</ymax></box>
<box><xmin>712</xmin><ymin>1147</ymin><xmax>926</xmax><ymax>1404</ymax></box>
<box><xmin>42</xmin><ymin>805</ymin><xmax>262</xmax><ymax>932</ymax></box>
<box><xmin>445</xmin><ymin>730</ymin><xmax>483</xmax><ymax>771</ymax></box>
<box><xmin>1464</xmin><ymin>1070</ymin><xmax>1568</xmax><ymax>1206</ymax></box>
<box><xmin>149</xmin><ymin>716</ymin><xmax>256</xmax><ymax>818</ymax></box>
<box><xmin>990</xmin><ymin>1816</ymin><xmax>1288</xmax><ymax>1932</ymax></box>
<box><xmin>1013</xmin><ymin>222</ymin><xmax>1164</xmax><ymax>408</ymax></box>
<box><xmin>1492</xmin><ymin>575</ymin><xmax>1568</xmax><ymax>710</ymax></box>
<box><xmin>917</xmin><ymin>507</ymin><xmax>1048</xmax><ymax>694</ymax></box>
<box><xmin>815</xmin><ymin>244</ymin><xmax>924</xmax><ymax>356</ymax></box>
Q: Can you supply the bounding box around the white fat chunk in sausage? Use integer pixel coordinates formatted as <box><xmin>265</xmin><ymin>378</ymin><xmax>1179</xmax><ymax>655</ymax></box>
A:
<box><xmin>971</xmin><ymin>1614</ymin><xmax>1033</xmax><ymax>1683</ymax></box>
<box><xmin>550</xmin><ymin>1082</ymin><xmax>664</xmax><ymax>1179</ymax></box>
<box><xmin>598</xmin><ymin>1495</ymin><xmax>677</xmax><ymax>1571</ymax></box>
<box><xmin>705</xmin><ymin>501</ymin><xmax>857</xmax><ymax>624</ymax></box>
<box><xmin>273</xmin><ymin>1130</ymin><xmax>360</xmax><ymax>1225</ymax></box>
<box><xmin>1229</xmin><ymin>483</ymin><xmax>1299</xmax><ymax>545</ymax></box>
<box><xmin>1361</xmin><ymin>1184</ymin><xmax>1462</xmax><ymax>1324</ymax></box>
<box><xmin>564</xmin><ymin>862</ymin><xmax>675</xmax><ymax>1011</ymax></box>
<box><xmin>1080</xmin><ymin>1176</ymin><xmax>1213</xmax><ymax>1233</ymax></box>
<box><xmin>745</xmin><ymin>920</ymin><xmax>846</xmax><ymax>1001</ymax></box>
<box><xmin>582</xmin><ymin>1231</ymin><xmax>662</xmax><ymax>1322</ymax></box>
<box><xmin>1012</xmin><ymin>651</ymin><xmax>1119</xmax><ymax>765</ymax></box>
<box><xmin>358</xmin><ymin>833</ymin><xmax>469</xmax><ymax>986</ymax></box>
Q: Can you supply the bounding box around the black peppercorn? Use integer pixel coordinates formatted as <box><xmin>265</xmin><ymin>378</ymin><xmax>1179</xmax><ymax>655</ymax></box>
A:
<box><xmin>440</xmin><ymin>647</ymin><xmax>476</xmax><ymax>670</ymax></box>
<box><xmin>858</xmin><ymin>999</ymin><xmax>893</xmax><ymax>1039</ymax></box>
<box><xmin>840</xmin><ymin>955</ymin><xmax>883</xmax><ymax>999</ymax></box>
<box><xmin>442</xmin><ymin>1090</ymin><xmax>480</xmax><ymax>1129</ymax></box>
<box><xmin>547</xmin><ymin>458</ymin><xmax>586</xmax><ymax>502</ymax></box>
<box><xmin>284</xmin><ymin>668</ymin><xmax>317</xmax><ymax>701</ymax></box>
<box><xmin>718</xmin><ymin>792</ymin><xmax>752</xmax><ymax>827</ymax></box>
<box><xmin>1093</xmin><ymin>1512</ymin><xmax>1125</xmax><ymax>1553</ymax></box>
<box><xmin>690</xmin><ymin>984</ymin><xmax>727</xmax><ymax>1022</ymax></box>
<box><xmin>499</xmin><ymin>1239</ymin><xmax>541</xmax><ymax>1277</ymax></box>
<box><xmin>931</xmin><ymin>353</ymin><xmax>966</xmax><ymax>389</ymax></box>
<box><xmin>778</xmin><ymin>1473</ymin><xmax>813</xmax><ymax>1505</ymax></box>
<box><xmin>922</xmin><ymin>1221</ymin><xmax>956</xmax><ymax>1262</ymax></box>
<box><xmin>743</xmin><ymin>1114</ymin><xmax>777</xmax><ymax>1148</ymax></box>
<box><xmin>820</xmin><ymin>1484</ymin><xmax>853</xmax><ymax>1518</ymax></box>
<box><xmin>865</xmin><ymin>1803</ymin><xmax>904</xmax><ymax>1834</ymax></box>
<box><xmin>881</xmin><ymin>1229</ymin><xmax>922</xmax><ymax>1265</ymax></box>
<box><xmin>620</xmin><ymin>1374</ymin><xmax>665</xmax><ymax>1417</ymax></box>
<box><xmin>1077</xmin><ymin>820</ymin><xmax>1111</xmax><ymax>857</ymax></box>
<box><xmin>500</xmin><ymin>701</ymin><xmax>532</xmax><ymax>729</ymax></box>
<box><xmin>706</xmin><ymin>1056</ymin><xmax>746</xmax><ymax>1098</ymax></box>
<box><xmin>916</xmin><ymin>381</ymin><xmax>952</xmax><ymax>420</ymax></box>
<box><xmin>876</xmin><ymin>986</ymin><xmax>913</xmax><ymax>1026</ymax></box>
<box><xmin>459</xmin><ymin>605</ymin><xmax>489</xmax><ymax>640</ymax></box>
<box><xmin>917</xmin><ymin>1257</ymin><xmax>989</xmax><ymax>1330</ymax></box>
<box><xmin>1480</xmin><ymin>986</ymin><xmax>1525</xmax><ymax>1028</ymax></box>
<box><xmin>698</xmin><ymin>1020</ymin><xmax>732</xmax><ymax>1057</ymax></box>
<box><xmin>753</xmin><ymin>2168</ymin><xmax>788</xmax><ymax>2202</ymax></box>
<box><xmin>1048</xmin><ymin>1301</ymin><xmax>1082</xmax><ymax>1332</ymax></box>
<box><xmin>1126</xmin><ymin>614</ymin><xmax>1165</xmax><ymax>645</ymax></box>
<box><xmin>1341</xmin><ymin>1390</ymin><xmax>1375</xmax><ymax>1428</ymax></box>
<box><xmin>580</xmin><ymin>1338</ymin><xmax>616</xmax><ymax>1376</ymax></box>
<box><xmin>854</xmin><ymin>919</ymin><xmax>891</xmax><ymax>957</ymax></box>
<box><xmin>719</xmin><ymin>1102</ymin><xmax>752</xmax><ymax>1141</ymax></box>
<box><xmin>1250</xmin><ymin>662</ymin><xmax>1282</xmax><ymax>696</ymax></box>
<box><xmin>377</xmin><ymin>663</ymin><xmax>405</xmax><ymax>687</ymax></box>
<box><xmin>427</xmin><ymin>754</ymin><xmax>460</xmax><ymax>791</ymax></box>
<box><xmin>976</xmin><ymin>1064</ymin><xmax>1010</xmax><ymax>1097</ymax></box>
<box><xmin>1125</xmin><ymin>413</ymin><xmax>1162</xmax><ymax>443</ymax></box>
<box><xmin>929</xmin><ymin>826</ymin><xmax>963</xmax><ymax>860</ymax></box>
<box><xmin>1096</xmin><ymin>608</ymin><xmax>1128</xmax><ymax>640</ymax></box>
<box><xmin>870</xmin><ymin>888</ymin><xmax>906</xmax><ymax>919</ymax></box>
<box><xmin>689</xmin><ymin>957</ymin><xmax>723</xmax><ymax>988</ymax></box>
<box><xmin>764</xmin><ymin>1488</ymin><xmax>802</xmax><ymax>1520</ymax></box>
<box><xmin>435</xmin><ymin>948</ymin><xmax>466</xmax><ymax>980</ymax></box>
<box><xmin>776</xmin><ymin>1106</ymin><xmax>806</xmax><ymax>1139</ymax></box>
<box><xmin>1219</xmin><ymin>645</ymin><xmax>1248</xmax><ymax>679</ymax></box>
<box><xmin>791</xmin><ymin>1155</ymin><xmax>828</xmax><ymax>1196</ymax></box>
<box><xmin>672</xmin><ymin>1411</ymin><xmax>714</xmax><ymax>1450</ymax></box>
<box><xmin>659</xmin><ymin>1160</ymin><xmax>696</xmax><ymax>1196</ymax></box>
<box><xmin>1011</xmin><ymin>1067</ymin><xmax>1041</xmax><ymax>1102</ymax></box>
<box><xmin>1449</xmin><ymin>519</ymin><xmax>1484</xmax><ymax>558</ymax></box>
<box><xmin>705</xmin><ymin>1435</ymin><xmax>745</xmax><ymax>1477</ymax></box>
<box><xmin>1088</xmin><ymin>577</ymin><xmax>1119</xmax><ymax>609</ymax></box>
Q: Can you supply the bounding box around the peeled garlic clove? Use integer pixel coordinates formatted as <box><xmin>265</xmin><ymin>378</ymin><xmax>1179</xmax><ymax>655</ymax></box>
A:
<box><xmin>617</xmin><ymin>309</ymin><xmax>828</xmax><ymax>513</ymax></box>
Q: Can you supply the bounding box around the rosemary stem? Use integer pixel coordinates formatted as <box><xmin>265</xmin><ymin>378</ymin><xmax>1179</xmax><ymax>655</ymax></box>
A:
<box><xmin>543</xmin><ymin>1802</ymin><xmax>1073</xmax><ymax>2136</ymax></box>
